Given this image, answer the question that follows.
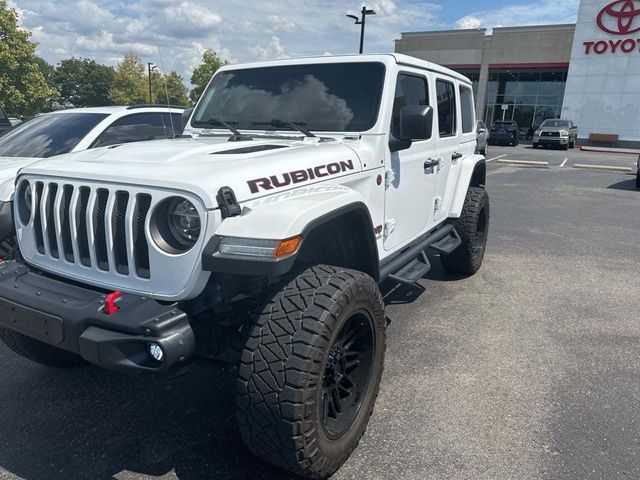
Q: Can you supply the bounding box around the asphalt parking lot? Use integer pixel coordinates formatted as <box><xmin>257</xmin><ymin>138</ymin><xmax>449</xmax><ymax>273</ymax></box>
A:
<box><xmin>1</xmin><ymin>144</ymin><xmax>639</xmax><ymax>480</ymax></box>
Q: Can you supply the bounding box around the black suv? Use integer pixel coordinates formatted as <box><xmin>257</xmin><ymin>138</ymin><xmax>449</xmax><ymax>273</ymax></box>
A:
<box><xmin>489</xmin><ymin>120</ymin><xmax>519</xmax><ymax>146</ymax></box>
<box><xmin>0</xmin><ymin>107</ymin><xmax>11</xmax><ymax>136</ymax></box>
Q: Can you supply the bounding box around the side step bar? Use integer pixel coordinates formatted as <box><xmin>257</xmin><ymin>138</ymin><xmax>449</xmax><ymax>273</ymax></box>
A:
<box><xmin>380</xmin><ymin>224</ymin><xmax>461</xmax><ymax>284</ymax></box>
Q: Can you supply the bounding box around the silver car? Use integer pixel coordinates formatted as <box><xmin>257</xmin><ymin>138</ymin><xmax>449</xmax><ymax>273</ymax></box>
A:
<box><xmin>475</xmin><ymin>120</ymin><xmax>489</xmax><ymax>156</ymax></box>
<box><xmin>533</xmin><ymin>119</ymin><xmax>578</xmax><ymax>150</ymax></box>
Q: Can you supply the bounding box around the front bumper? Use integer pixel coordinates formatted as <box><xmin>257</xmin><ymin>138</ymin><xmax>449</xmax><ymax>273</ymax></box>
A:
<box><xmin>0</xmin><ymin>260</ymin><xmax>195</xmax><ymax>374</ymax></box>
<box><xmin>534</xmin><ymin>136</ymin><xmax>569</xmax><ymax>146</ymax></box>
<box><xmin>489</xmin><ymin>133</ymin><xmax>516</xmax><ymax>143</ymax></box>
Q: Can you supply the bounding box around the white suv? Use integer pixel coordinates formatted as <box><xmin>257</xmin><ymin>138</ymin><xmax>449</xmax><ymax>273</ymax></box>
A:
<box><xmin>0</xmin><ymin>55</ymin><xmax>488</xmax><ymax>479</ymax></box>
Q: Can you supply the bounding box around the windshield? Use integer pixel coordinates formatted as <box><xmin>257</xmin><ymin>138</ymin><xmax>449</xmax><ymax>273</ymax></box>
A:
<box><xmin>192</xmin><ymin>62</ymin><xmax>386</xmax><ymax>132</ymax></box>
<box><xmin>0</xmin><ymin>112</ymin><xmax>108</xmax><ymax>158</ymax></box>
<box><xmin>541</xmin><ymin>120</ymin><xmax>570</xmax><ymax>128</ymax></box>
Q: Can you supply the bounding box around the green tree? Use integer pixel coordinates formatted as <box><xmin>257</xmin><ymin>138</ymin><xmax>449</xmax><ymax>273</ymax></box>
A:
<box><xmin>108</xmin><ymin>53</ymin><xmax>148</xmax><ymax>105</ymax></box>
<box><xmin>189</xmin><ymin>49</ymin><xmax>228</xmax><ymax>104</ymax></box>
<box><xmin>54</xmin><ymin>58</ymin><xmax>115</xmax><ymax>107</ymax></box>
<box><xmin>152</xmin><ymin>70</ymin><xmax>189</xmax><ymax>106</ymax></box>
<box><xmin>0</xmin><ymin>1</ymin><xmax>57</xmax><ymax>115</ymax></box>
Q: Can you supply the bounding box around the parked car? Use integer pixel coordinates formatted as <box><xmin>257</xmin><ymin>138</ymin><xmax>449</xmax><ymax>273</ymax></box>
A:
<box><xmin>0</xmin><ymin>54</ymin><xmax>488</xmax><ymax>479</ymax></box>
<box><xmin>489</xmin><ymin>120</ymin><xmax>519</xmax><ymax>146</ymax></box>
<box><xmin>532</xmin><ymin>119</ymin><xmax>578</xmax><ymax>150</ymax></box>
<box><xmin>0</xmin><ymin>104</ymin><xmax>184</xmax><ymax>255</ymax></box>
<box><xmin>0</xmin><ymin>107</ymin><xmax>11</xmax><ymax>135</ymax></box>
<box><xmin>475</xmin><ymin>120</ymin><xmax>489</xmax><ymax>156</ymax></box>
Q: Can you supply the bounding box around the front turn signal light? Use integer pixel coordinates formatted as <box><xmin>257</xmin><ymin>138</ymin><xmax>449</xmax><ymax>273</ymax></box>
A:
<box><xmin>274</xmin><ymin>236</ymin><xmax>302</xmax><ymax>258</ymax></box>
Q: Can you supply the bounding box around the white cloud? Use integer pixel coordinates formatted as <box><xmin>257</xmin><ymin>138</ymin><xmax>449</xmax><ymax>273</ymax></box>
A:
<box><xmin>455</xmin><ymin>0</ymin><xmax>578</xmax><ymax>30</ymax></box>
<box><xmin>456</xmin><ymin>16</ymin><xmax>482</xmax><ymax>30</ymax></box>
<box><xmin>9</xmin><ymin>0</ymin><xmax>577</xmax><ymax>88</ymax></box>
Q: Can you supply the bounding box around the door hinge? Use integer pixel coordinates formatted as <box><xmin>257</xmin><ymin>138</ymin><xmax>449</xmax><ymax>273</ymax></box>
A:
<box><xmin>433</xmin><ymin>196</ymin><xmax>442</xmax><ymax>214</ymax></box>
<box><xmin>384</xmin><ymin>219</ymin><xmax>396</xmax><ymax>238</ymax></box>
<box><xmin>385</xmin><ymin>169</ymin><xmax>396</xmax><ymax>188</ymax></box>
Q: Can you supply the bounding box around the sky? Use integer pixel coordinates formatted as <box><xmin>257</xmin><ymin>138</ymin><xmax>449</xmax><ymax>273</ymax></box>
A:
<box><xmin>8</xmin><ymin>0</ymin><xmax>579</xmax><ymax>85</ymax></box>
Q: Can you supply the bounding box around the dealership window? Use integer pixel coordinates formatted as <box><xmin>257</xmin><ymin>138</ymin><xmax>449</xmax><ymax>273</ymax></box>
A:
<box><xmin>459</xmin><ymin>86</ymin><xmax>474</xmax><ymax>133</ymax></box>
<box><xmin>436</xmin><ymin>79</ymin><xmax>456</xmax><ymax>137</ymax></box>
<box><xmin>481</xmin><ymin>68</ymin><xmax>567</xmax><ymax>129</ymax></box>
<box><xmin>390</xmin><ymin>73</ymin><xmax>429</xmax><ymax>140</ymax></box>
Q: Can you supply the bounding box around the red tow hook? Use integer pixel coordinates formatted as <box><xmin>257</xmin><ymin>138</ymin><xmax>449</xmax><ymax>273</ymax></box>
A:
<box><xmin>103</xmin><ymin>291</ymin><xmax>122</xmax><ymax>315</ymax></box>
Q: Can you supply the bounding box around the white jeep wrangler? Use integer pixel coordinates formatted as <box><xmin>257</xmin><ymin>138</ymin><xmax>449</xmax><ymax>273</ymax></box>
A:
<box><xmin>0</xmin><ymin>54</ymin><xmax>488</xmax><ymax>478</ymax></box>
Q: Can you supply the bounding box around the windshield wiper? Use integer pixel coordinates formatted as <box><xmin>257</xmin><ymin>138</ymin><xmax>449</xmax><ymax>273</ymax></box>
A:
<box><xmin>252</xmin><ymin>120</ymin><xmax>316</xmax><ymax>138</ymax></box>
<box><xmin>192</xmin><ymin>118</ymin><xmax>253</xmax><ymax>141</ymax></box>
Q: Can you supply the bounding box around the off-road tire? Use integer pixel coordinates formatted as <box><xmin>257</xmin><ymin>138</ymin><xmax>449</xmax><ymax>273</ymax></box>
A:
<box><xmin>441</xmin><ymin>187</ymin><xmax>489</xmax><ymax>275</ymax></box>
<box><xmin>0</xmin><ymin>328</ymin><xmax>86</xmax><ymax>368</ymax></box>
<box><xmin>237</xmin><ymin>265</ymin><xmax>386</xmax><ymax>479</ymax></box>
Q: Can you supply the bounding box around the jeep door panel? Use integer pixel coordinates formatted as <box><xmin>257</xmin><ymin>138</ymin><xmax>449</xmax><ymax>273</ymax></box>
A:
<box><xmin>383</xmin><ymin>69</ymin><xmax>440</xmax><ymax>251</ymax></box>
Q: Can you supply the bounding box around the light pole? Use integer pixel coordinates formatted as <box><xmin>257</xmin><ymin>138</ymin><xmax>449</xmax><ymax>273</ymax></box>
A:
<box><xmin>347</xmin><ymin>6</ymin><xmax>376</xmax><ymax>54</ymax></box>
<box><xmin>147</xmin><ymin>62</ymin><xmax>158</xmax><ymax>103</ymax></box>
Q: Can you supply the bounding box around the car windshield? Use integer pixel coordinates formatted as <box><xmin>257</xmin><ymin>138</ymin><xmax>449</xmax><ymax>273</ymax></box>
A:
<box><xmin>191</xmin><ymin>62</ymin><xmax>386</xmax><ymax>132</ymax></box>
<box><xmin>0</xmin><ymin>112</ymin><xmax>108</xmax><ymax>158</ymax></box>
<box><xmin>541</xmin><ymin>120</ymin><xmax>570</xmax><ymax>128</ymax></box>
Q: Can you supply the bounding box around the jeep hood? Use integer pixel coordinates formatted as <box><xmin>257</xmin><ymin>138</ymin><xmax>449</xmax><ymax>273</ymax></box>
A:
<box><xmin>18</xmin><ymin>137</ymin><xmax>363</xmax><ymax>209</ymax></box>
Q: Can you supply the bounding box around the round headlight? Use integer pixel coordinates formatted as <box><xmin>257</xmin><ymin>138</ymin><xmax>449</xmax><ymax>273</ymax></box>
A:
<box><xmin>167</xmin><ymin>198</ymin><xmax>200</xmax><ymax>247</ymax></box>
<box><xmin>17</xmin><ymin>181</ymin><xmax>32</xmax><ymax>226</ymax></box>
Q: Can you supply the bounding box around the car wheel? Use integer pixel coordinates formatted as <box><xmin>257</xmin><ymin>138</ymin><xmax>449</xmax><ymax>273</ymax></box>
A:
<box><xmin>532</xmin><ymin>143</ymin><xmax>538</xmax><ymax>149</ymax></box>
<box><xmin>636</xmin><ymin>170</ymin><xmax>640</xmax><ymax>189</ymax></box>
<box><xmin>237</xmin><ymin>265</ymin><xmax>386</xmax><ymax>479</ymax></box>
<box><xmin>441</xmin><ymin>187</ymin><xmax>490</xmax><ymax>275</ymax></box>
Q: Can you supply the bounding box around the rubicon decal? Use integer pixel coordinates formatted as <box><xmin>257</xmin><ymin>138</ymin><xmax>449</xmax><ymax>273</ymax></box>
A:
<box><xmin>247</xmin><ymin>160</ymin><xmax>355</xmax><ymax>193</ymax></box>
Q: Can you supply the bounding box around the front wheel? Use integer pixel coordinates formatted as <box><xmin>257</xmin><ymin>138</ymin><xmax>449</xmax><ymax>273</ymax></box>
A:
<box><xmin>441</xmin><ymin>187</ymin><xmax>490</xmax><ymax>275</ymax></box>
<box><xmin>237</xmin><ymin>265</ymin><xmax>386</xmax><ymax>479</ymax></box>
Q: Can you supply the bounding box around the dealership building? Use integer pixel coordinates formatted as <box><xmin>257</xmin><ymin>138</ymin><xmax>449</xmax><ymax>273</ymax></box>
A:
<box><xmin>395</xmin><ymin>0</ymin><xmax>640</xmax><ymax>146</ymax></box>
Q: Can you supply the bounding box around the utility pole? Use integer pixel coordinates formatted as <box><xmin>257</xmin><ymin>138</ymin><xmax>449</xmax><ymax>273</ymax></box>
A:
<box><xmin>347</xmin><ymin>6</ymin><xmax>376</xmax><ymax>54</ymax></box>
<box><xmin>147</xmin><ymin>62</ymin><xmax>158</xmax><ymax>103</ymax></box>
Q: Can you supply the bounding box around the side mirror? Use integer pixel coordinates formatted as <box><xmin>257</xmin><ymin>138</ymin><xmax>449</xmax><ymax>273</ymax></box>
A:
<box><xmin>390</xmin><ymin>105</ymin><xmax>433</xmax><ymax>153</ymax></box>
<box><xmin>400</xmin><ymin>105</ymin><xmax>433</xmax><ymax>141</ymax></box>
<box><xmin>181</xmin><ymin>107</ymin><xmax>194</xmax><ymax>130</ymax></box>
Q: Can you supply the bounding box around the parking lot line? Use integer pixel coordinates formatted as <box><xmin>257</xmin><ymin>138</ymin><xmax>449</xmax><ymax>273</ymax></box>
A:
<box><xmin>497</xmin><ymin>159</ymin><xmax>549</xmax><ymax>167</ymax></box>
<box><xmin>573</xmin><ymin>164</ymin><xmax>633</xmax><ymax>172</ymax></box>
<box><xmin>560</xmin><ymin>158</ymin><xmax>568</xmax><ymax>168</ymax></box>
<box><xmin>485</xmin><ymin>154</ymin><xmax>506</xmax><ymax>163</ymax></box>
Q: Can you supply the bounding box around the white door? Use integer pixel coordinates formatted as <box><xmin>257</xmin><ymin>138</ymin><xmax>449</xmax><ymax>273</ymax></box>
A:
<box><xmin>384</xmin><ymin>70</ymin><xmax>440</xmax><ymax>251</ymax></box>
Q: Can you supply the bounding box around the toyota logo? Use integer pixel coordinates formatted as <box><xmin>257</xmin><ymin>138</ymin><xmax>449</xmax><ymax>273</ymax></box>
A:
<box><xmin>597</xmin><ymin>0</ymin><xmax>640</xmax><ymax>35</ymax></box>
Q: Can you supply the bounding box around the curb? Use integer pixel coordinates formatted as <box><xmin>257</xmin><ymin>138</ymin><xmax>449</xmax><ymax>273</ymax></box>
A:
<box><xmin>580</xmin><ymin>146</ymin><xmax>640</xmax><ymax>156</ymax></box>
<box><xmin>497</xmin><ymin>159</ymin><xmax>549</xmax><ymax>167</ymax></box>
<box><xmin>573</xmin><ymin>164</ymin><xmax>633</xmax><ymax>172</ymax></box>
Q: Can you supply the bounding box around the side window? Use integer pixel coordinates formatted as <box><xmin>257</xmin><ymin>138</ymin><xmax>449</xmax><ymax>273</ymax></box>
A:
<box><xmin>459</xmin><ymin>85</ymin><xmax>474</xmax><ymax>134</ymax></box>
<box><xmin>390</xmin><ymin>74</ymin><xmax>429</xmax><ymax>140</ymax></box>
<box><xmin>92</xmin><ymin>112</ymin><xmax>174</xmax><ymax>148</ymax></box>
<box><xmin>436</xmin><ymin>79</ymin><xmax>456</xmax><ymax>137</ymax></box>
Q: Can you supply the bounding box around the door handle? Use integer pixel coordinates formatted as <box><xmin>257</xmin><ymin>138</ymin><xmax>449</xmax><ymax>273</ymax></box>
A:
<box><xmin>424</xmin><ymin>158</ymin><xmax>440</xmax><ymax>173</ymax></box>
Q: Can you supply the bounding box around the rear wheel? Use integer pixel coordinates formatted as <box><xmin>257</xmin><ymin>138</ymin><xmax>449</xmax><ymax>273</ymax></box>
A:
<box><xmin>0</xmin><ymin>328</ymin><xmax>86</xmax><ymax>368</ymax></box>
<box><xmin>237</xmin><ymin>265</ymin><xmax>386</xmax><ymax>479</ymax></box>
<box><xmin>441</xmin><ymin>187</ymin><xmax>489</xmax><ymax>275</ymax></box>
